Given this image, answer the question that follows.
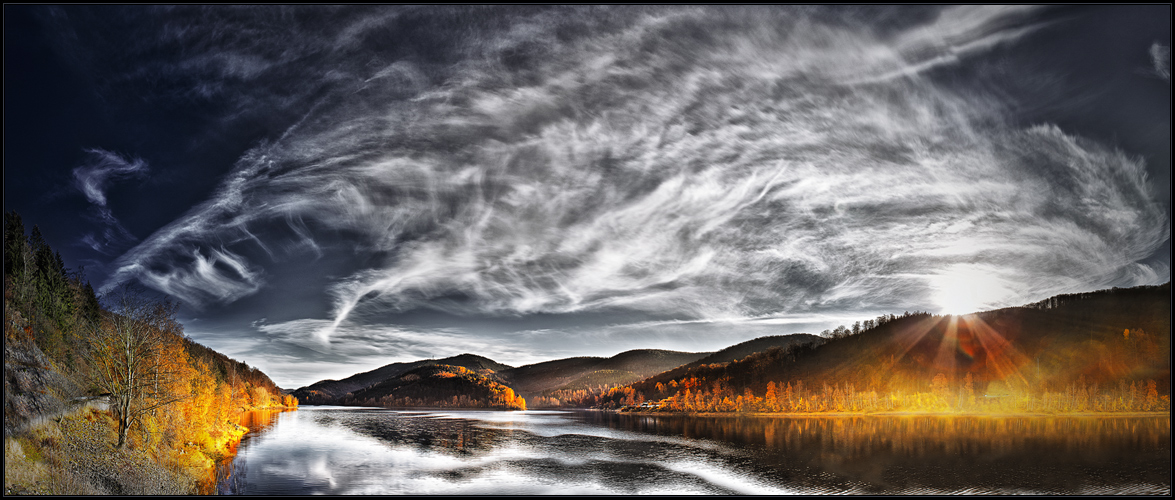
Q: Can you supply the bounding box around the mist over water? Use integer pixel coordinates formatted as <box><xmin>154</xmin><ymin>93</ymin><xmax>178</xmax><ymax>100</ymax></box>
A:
<box><xmin>216</xmin><ymin>408</ymin><xmax>1171</xmax><ymax>495</ymax></box>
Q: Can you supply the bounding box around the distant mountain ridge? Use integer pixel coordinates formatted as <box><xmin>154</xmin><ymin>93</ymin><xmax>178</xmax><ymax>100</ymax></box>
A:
<box><xmin>341</xmin><ymin>364</ymin><xmax>527</xmax><ymax>410</ymax></box>
<box><xmin>292</xmin><ymin>353</ymin><xmax>510</xmax><ymax>405</ymax></box>
<box><xmin>292</xmin><ymin>335</ymin><xmax>827</xmax><ymax>407</ymax></box>
<box><xmin>292</xmin><ymin>348</ymin><xmax>715</xmax><ymax>405</ymax></box>
<box><xmin>292</xmin><ymin>283</ymin><xmax>1170</xmax><ymax>412</ymax></box>
<box><xmin>501</xmin><ymin>349</ymin><xmax>709</xmax><ymax>397</ymax></box>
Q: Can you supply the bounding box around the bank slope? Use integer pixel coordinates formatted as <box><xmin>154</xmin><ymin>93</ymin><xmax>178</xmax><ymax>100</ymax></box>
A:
<box><xmin>4</xmin><ymin>212</ymin><xmax>296</xmax><ymax>495</ymax></box>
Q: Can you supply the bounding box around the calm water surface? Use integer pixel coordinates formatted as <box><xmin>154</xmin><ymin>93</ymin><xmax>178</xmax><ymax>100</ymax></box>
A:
<box><xmin>215</xmin><ymin>407</ymin><xmax>1170</xmax><ymax>495</ymax></box>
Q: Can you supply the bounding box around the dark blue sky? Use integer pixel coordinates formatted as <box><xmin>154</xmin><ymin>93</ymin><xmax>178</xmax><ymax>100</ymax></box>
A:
<box><xmin>5</xmin><ymin>6</ymin><xmax>1169</xmax><ymax>387</ymax></box>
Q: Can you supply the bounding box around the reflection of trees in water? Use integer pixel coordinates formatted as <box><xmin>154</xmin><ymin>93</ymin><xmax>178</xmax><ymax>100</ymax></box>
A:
<box><xmin>209</xmin><ymin>410</ymin><xmax>291</xmax><ymax>494</ymax></box>
<box><xmin>577</xmin><ymin>412</ymin><xmax>1171</xmax><ymax>493</ymax></box>
<box><xmin>238</xmin><ymin>409</ymin><xmax>288</xmax><ymax>437</ymax></box>
<box><xmin>218</xmin><ymin>410</ymin><xmax>1168</xmax><ymax>494</ymax></box>
<box><xmin>335</xmin><ymin>411</ymin><xmax>513</xmax><ymax>457</ymax></box>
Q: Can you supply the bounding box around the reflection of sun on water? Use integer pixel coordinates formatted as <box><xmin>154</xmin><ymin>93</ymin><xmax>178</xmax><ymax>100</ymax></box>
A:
<box><xmin>927</xmin><ymin>264</ymin><xmax>1015</xmax><ymax>315</ymax></box>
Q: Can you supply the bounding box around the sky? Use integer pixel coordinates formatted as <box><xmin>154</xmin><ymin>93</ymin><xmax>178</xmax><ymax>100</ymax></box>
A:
<box><xmin>4</xmin><ymin>6</ymin><xmax>1170</xmax><ymax>388</ymax></box>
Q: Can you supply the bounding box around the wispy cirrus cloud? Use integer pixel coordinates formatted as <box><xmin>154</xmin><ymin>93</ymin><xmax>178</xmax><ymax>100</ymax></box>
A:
<box><xmin>1150</xmin><ymin>42</ymin><xmax>1170</xmax><ymax>80</ymax></box>
<box><xmin>73</xmin><ymin>148</ymin><xmax>148</xmax><ymax>207</ymax></box>
<box><xmin>91</xmin><ymin>6</ymin><xmax>1166</xmax><ymax>347</ymax></box>
<box><xmin>72</xmin><ymin>148</ymin><xmax>148</xmax><ymax>254</ymax></box>
<box><xmin>129</xmin><ymin>246</ymin><xmax>263</xmax><ymax>309</ymax></box>
<box><xmin>853</xmin><ymin>5</ymin><xmax>1050</xmax><ymax>84</ymax></box>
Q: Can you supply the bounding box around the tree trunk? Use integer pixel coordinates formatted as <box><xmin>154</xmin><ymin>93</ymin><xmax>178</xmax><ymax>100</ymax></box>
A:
<box><xmin>116</xmin><ymin>397</ymin><xmax>131</xmax><ymax>448</ymax></box>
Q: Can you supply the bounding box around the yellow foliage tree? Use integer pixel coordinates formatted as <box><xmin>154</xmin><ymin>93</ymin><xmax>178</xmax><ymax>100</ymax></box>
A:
<box><xmin>85</xmin><ymin>287</ymin><xmax>188</xmax><ymax>448</ymax></box>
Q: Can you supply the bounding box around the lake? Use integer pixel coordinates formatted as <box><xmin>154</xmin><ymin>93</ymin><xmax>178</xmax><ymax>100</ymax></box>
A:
<box><xmin>214</xmin><ymin>407</ymin><xmax>1170</xmax><ymax>495</ymax></box>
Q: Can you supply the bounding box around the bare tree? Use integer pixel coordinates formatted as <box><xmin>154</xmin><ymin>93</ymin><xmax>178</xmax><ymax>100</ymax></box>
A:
<box><xmin>85</xmin><ymin>285</ymin><xmax>187</xmax><ymax>448</ymax></box>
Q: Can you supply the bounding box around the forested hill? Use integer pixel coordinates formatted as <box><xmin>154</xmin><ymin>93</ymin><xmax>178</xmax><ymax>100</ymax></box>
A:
<box><xmin>501</xmin><ymin>349</ymin><xmax>709</xmax><ymax>398</ymax></box>
<box><xmin>690</xmin><ymin>334</ymin><xmax>824</xmax><ymax>366</ymax></box>
<box><xmin>640</xmin><ymin>334</ymin><xmax>823</xmax><ymax>388</ymax></box>
<box><xmin>341</xmin><ymin>364</ymin><xmax>527</xmax><ymax>410</ymax></box>
<box><xmin>292</xmin><ymin>353</ymin><xmax>512</xmax><ymax>405</ymax></box>
<box><xmin>4</xmin><ymin>211</ymin><xmax>296</xmax><ymax>495</ymax></box>
<box><xmin>293</xmin><ymin>348</ymin><xmax>710</xmax><ymax>408</ymax></box>
<box><xmin>595</xmin><ymin>283</ymin><xmax>1170</xmax><ymax>413</ymax></box>
<box><xmin>526</xmin><ymin>335</ymin><xmax>822</xmax><ymax>408</ymax></box>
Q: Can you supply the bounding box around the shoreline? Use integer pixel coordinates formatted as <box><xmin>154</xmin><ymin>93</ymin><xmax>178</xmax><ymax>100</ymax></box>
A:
<box><xmin>199</xmin><ymin>406</ymin><xmax>299</xmax><ymax>494</ymax></box>
<box><xmin>299</xmin><ymin>404</ymin><xmax>527</xmax><ymax>411</ymax></box>
<box><xmin>578</xmin><ymin>409</ymin><xmax>1171</xmax><ymax>418</ymax></box>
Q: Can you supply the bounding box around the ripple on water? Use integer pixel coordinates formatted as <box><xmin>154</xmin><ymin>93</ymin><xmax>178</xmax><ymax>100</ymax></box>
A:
<box><xmin>216</xmin><ymin>409</ymin><xmax>1171</xmax><ymax>495</ymax></box>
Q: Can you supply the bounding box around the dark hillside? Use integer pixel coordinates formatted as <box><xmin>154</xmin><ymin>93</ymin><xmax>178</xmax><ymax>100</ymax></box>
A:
<box><xmin>604</xmin><ymin>349</ymin><xmax>710</xmax><ymax>374</ymax></box>
<box><xmin>689</xmin><ymin>334</ymin><xmax>824</xmax><ymax>367</ymax></box>
<box><xmin>598</xmin><ymin>284</ymin><xmax>1170</xmax><ymax>413</ymax></box>
<box><xmin>293</xmin><ymin>353</ymin><xmax>512</xmax><ymax>404</ymax></box>
<box><xmin>498</xmin><ymin>356</ymin><xmax>608</xmax><ymax>395</ymax></box>
<box><xmin>501</xmin><ymin>349</ymin><xmax>707</xmax><ymax>405</ymax></box>
<box><xmin>642</xmin><ymin>334</ymin><xmax>824</xmax><ymax>388</ymax></box>
<box><xmin>341</xmin><ymin>364</ymin><xmax>527</xmax><ymax>410</ymax></box>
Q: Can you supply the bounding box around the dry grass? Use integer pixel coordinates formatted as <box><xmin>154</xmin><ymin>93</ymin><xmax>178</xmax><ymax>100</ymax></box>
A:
<box><xmin>4</xmin><ymin>407</ymin><xmax>202</xmax><ymax>495</ymax></box>
<box><xmin>5</xmin><ymin>434</ymin><xmax>101</xmax><ymax>495</ymax></box>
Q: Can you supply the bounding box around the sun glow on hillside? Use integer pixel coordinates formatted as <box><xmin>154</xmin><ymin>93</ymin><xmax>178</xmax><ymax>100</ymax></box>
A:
<box><xmin>927</xmin><ymin>264</ymin><xmax>1016</xmax><ymax>315</ymax></box>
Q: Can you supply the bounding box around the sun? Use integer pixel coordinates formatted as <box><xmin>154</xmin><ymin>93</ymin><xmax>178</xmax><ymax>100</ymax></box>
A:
<box><xmin>926</xmin><ymin>264</ymin><xmax>1015</xmax><ymax>315</ymax></box>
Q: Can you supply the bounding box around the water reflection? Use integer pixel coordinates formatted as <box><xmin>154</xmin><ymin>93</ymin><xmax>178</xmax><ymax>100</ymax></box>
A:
<box><xmin>217</xmin><ymin>408</ymin><xmax>1170</xmax><ymax>495</ymax></box>
<box><xmin>579</xmin><ymin>412</ymin><xmax>1171</xmax><ymax>494</ymax></box>
<box><xmin>237</xmin><ymin>409</ymin><xmax>286</xmax><ymax>437</ymax></box>
<box><xmin>204</xmin><ymin>409</ymin><xmax>290</xmax><ymax>494</ymax></box>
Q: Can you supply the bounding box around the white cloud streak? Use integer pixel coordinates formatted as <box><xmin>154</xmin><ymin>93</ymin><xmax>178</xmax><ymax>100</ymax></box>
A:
<box><xmin>853</xmin><ymin>5</ymin><xmax>1049</xmax><ymax>84</ymax></box>
<box><xmin>72</xmin><ymin>148</ymin><xmax>148</xmax><ymax>207</ymax></box>
<box><xmin>129</xmin><ymin>246</ymin><xmax>263</xmax><ymax>309</ymax></box>
<box><xmin>96</xmin><ymin>7</ymin><xmax>1168</xmax><ymax>344</ymax></box>
<box><xmin>1150</xmin><ymin>42</ymin><xmax>1170</xmax><ymax>80</ymax></box>
<box><xmin>72</xmin><ymin>148</ymin><xmax>148</xmax><ymax>254</ymax></box>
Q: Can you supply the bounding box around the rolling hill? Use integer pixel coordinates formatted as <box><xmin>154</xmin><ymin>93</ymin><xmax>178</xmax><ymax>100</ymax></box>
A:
<box><xmin>500</xmin><ymin>349</ymin><xmax>709</xmax><ymax>397</ymax></box>
<box><xmin>292</xmin><ymin>284</ymin><xmax>1169</xmax><ymax>414</ymax></box>
<box><xmin>293</xmin><ymin>349</ymin><xmax>712</xmax><ymax>406</ymax></box>
<box><xmin>642</xmin><ymin>334</ymin><xmax>824</xmax><ymax>387</ymax></box>
<box><xmin>341</xmin><ymin>364</ymin><xmax>527</xmax><ymax>410</ymax></box>
<box><xmin>596</xmin><ymin>283</ymin><xmax>1171</xmax><ymax>413</ymax></box>
<box><xmin>292</xmin><ymin>353</ymin><xmax>512</xmax><ymax>405</ymax></box>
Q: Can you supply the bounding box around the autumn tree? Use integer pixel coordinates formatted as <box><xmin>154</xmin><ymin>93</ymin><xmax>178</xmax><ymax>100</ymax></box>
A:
<box><xmin>86</xmin><ymin>286</ymin><xmax>188</xmax><ymax>448</ymax></box>
<box><xmin>963</xmin><ymin>372</ymin><xmax>976</xmax><ymax>408</ymax></box>
<box><xmin>930</xmin><ymin>372</ymin><xmax>950</xmax><ymax>403</ymax></box>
